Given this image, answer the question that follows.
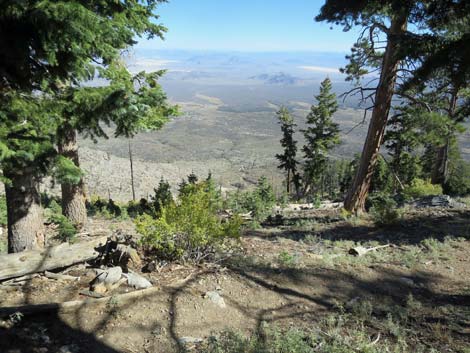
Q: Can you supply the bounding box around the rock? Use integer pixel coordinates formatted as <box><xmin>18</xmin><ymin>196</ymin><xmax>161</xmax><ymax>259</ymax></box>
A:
<box><xmin>123</xmin><ymin>272</ymin><xmax>152</xmax><ymax>289</ymax></box>
<box><xmin>40</xmin><ymin>334</ymin><xmax>51</xmax><ymax>344</ymax></box>
<box><xmin>58</xmin><ymin>344</ymin><xmax>80</xmax><ymax>353</ymax></box>
<box><xmin>345</xmin><ymin>296</ymin><xmax>361</xmax><ymax>309</ymax></box>
<box><xmin>178</xmin><ymin>337</ymin><xmax>204</xmax><ymax>345</ymax></box>
<box><xmin>412</xmin><ymin>195</ymin><xmax>465</xmax><ymax>209</ymax></box>
<box><xmin>399</xmin><ymin>277</ymin><xmax>415</xmax><ymax>287</ymax></box>
<box><xmin>94</xmin><ymin>267</ymin><xmax>122</xmax><ymax>285</ymax></box>
<box><xmin>116</xmin><ymin>244</ymin><xmax>141</xmax><ymax>266</ymax></box>
<box><xmin>142</xmin><ymin>261</ymin><xmax>157</xmax><ymax>273</ymax></box>
<box><xmin>204</xmin><ymin>291</ymin><xmax>226</xmax><ymax>308</ymax></box>
<box><xmin>92</xmin><ymin>282</ymin><xmax>108</xmax><ymax>294</ymax></box>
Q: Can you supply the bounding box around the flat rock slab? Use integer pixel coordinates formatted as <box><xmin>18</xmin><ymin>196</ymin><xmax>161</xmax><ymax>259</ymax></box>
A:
<box><xmin>204</xmin><ymin>291</ymin><xmax>226</xmax><ymax>308</ymax></box>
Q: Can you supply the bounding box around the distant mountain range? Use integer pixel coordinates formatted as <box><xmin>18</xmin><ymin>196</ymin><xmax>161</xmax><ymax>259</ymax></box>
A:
<box><xmin>249</xmin><ymin>72</ymin><xmax>300</xmax><ymax>85</ymax></box>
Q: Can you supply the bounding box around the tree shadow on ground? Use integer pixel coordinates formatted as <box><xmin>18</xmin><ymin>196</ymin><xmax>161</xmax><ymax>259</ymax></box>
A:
<box><xmin>222</xmin><ymin>258</ymin><xmax>470</xmax><ymax>349</ymax></box>
<box><xmin>1</xmin><ymin>260</ymin><xmax>469</xmax><ymax>352</ymax></box>
<box><xmin>0</xmin><ymin>309</ymin><xmax>120</xmax><ymax>353</ymax></box>
<box><xmin>259</xmin><ymin>209</ymin><xmax>470</xmax><ymax>246</ymax></box>
<box><xmin>2</xmin><ymin>210</ymin><xmax>470</xmax><ymax>353</ymax></box>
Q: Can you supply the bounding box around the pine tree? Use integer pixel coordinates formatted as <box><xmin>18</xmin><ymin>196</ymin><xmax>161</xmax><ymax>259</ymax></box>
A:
<box><xmin>55</xmin><ymin>67</ymin><xmax>177</xmax><ymax>226</ymax></box>
<box><xmin>152</xmin><ymin>177</ymin><xmax>174</xmax><ymax>215</ymax></box>
<box><xmin>301</xmin><ymin>78</ymin><xmax>340</xmax><ymax>196</ymax></box>
<box><xmin>275</xmin><ymin>107</ymin><xmax>300</xmax><ymax>195</ymax></box>
<box><xmin>384</xmin><ymin>106</ymin><xmax>426</xmax><ymax>188</ymax></box>
<box><xmin>0</xmin><ymin>0</ymin><xmax>172</xmax><ymax>252</ymax></box>
<box><xmin>316</xmin><ymin>0</ymin><xmax>469</xmax><ymax>212</ymax></box>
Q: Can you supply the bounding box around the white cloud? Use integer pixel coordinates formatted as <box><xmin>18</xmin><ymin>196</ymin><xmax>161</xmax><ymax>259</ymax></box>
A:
<box><xmin>298</xmin><ymin>65</ymin><xmax>339</xmax><ymax>74</ymax></box>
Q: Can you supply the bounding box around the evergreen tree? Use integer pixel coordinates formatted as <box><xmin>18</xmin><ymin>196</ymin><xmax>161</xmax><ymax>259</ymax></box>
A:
<box><xmin>301</xmin><ymin>78</ymin><xmax>340</xmax><ymax>196</ymax></box>
<box><xmin>384</xmin><ymin>106</ymin><xmax>426</xmax><ymax>188</ymax></box>
<box><xmin>55</xmin><ymin>66</ymin><xmax>177</xmax><ymax>226</ymax></box>
<box><xmin>0</xmin><ymin>0</ymin><xmax>172</xmax><ymax>252</ymax></box>
<box><xmin>187</xmin><ymin>172</ymin><xmax>199</xmax><ymax>185</ymax></box>
<box><xmin>316</xmin><ymin>0</ymin><xmax>469</xmax><ymax>212</ymax></box>
<box><xmin>275</xmin><ymin>107</ymin><xmax>300</xmax><ymax>195</ymax></box>
<box><xmin>152</xmin><ymin>177</ymin><xmax>174</xmax><ymax>215</ymax></box>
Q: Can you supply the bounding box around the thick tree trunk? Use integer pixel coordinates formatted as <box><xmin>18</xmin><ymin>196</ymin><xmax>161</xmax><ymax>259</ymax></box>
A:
<box><xmin>431</xmin><ymin>142</ymin><xmax>449</xmax><ymax>186</ymax></box>
<box><xmin>58</xmin><ymin>123</ymin><xmax>87</xmax><ymax>226</ymax></box>
<box><xmin>344</xmin><ymin>14</ymin><xmax>408</xmax><ymax>213</ymax></box>
<box><xmin>4</xmin><ymin>169</ymin><xmax>45</xmax><ymax>253</ymax></box>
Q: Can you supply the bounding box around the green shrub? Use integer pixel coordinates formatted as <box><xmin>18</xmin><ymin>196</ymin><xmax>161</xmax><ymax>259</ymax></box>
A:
<box><xmin>402</xmin><ymin>178</ymin><xmax>442</xmax><ymax>200</ymax></box>
<box><xmin>151</xmin><ymin>177</ymin><xmax>174</xmax><ymax>215</ymax></box>
<box><xmin>278</xmin><ymin>250</ymin><xmax>299</xmax><ymax>267</ymax></box>
<box><xmin>203</xmin><ymin>328</ymin><xmax>315</xmax><ymax>353</ymax></box>
<box><xmin>0</xmin><ymin>195</ymin><xmax>7</xmax><ymax>227</ymax></box>
<box><xmin>136</xmin><ymin>187</ymin><xmax>241</xmax><ymax>262</ymax></box>
<box><xmin>86</xmin><ymin>196</ymin><xmax>129</xmax><ymax>220</ymax></box>
<box><xmin>200</xmin><ymin>322</ymin><xmax>425</xmax><ymax>353</ymax></box>
<box><xmin>126</xmin><ymin>198</ymin><xmax>154</xmax><ymax>218</ymax></box>
<box><xmin>86</xmin><ymin>195</ymin><xmax>107</xmax><ymax>216</ymax></box>
<box><xmin>369</xmin><ymin>194</ymin><xmax>404</xmax><ymax>226</ymax></box>
<box><xmin>226</xmin><ymin>176</ymin><xmax>276</xmax><ymax>226</ymax></box>
<box><xmin>44</xmin><ymin>200</ymin><xmax>77</xmax><ymax>242</ymax></box>
<box><xmin>445</xmin><ymin>158</ymin><xmax>470</xmax><ymax>196</ymax></box>
<box><xmin>180</xmin><ymin>173</ymin><xmax>223</xmax><ymax>209</ymax></box>
<box><xmin>0</xmin><ymin>239</ymin><xmax>6</xmax><ymax>253</ymax></box>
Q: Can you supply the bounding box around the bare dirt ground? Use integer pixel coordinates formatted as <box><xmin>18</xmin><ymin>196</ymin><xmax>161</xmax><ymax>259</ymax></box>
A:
<box><xmin>1</xmin><ymin>208</ymin><xmax>470</xmax><ymax>353</ymax></box>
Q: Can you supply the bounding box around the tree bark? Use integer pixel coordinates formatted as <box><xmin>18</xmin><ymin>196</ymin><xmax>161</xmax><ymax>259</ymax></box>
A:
<box><xmin>128</xmin><ymin>139</ymin><xmax>136</xmax><ymax>201</ymax></box>
<box><xmin>344</xmin><ymin>13</ymin><xmax>408</xmax><ymax>213</ymax></box>
<box><xmin>58</xmin><ymin>123</ymin><xmax>87</xmax><ymax>226</ymax></box>
<box><xmin>4</xmin><ymin>168</ymin><xmax>45</xmax><ymax>253</ymax></box>
<box><xmin>431</xmin><ymin>142</ymin><xmax>449</xmax><ymax>186</ymax></box>
<box><xmin>431</xmin><ymin>89</ymin><xmax>458</xmax><ymax>186</ymax></box>
<box><xmin>0</xmin><ymin>235</ymin><xmax>108</xmax><ymax>281</ymax></box>
<box><xmin>286</xmin><ymin>169</ymin><xmax>291</xmax><ymax>194</ymax></box>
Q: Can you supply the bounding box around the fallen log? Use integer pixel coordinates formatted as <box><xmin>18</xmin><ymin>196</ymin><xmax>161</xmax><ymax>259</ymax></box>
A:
<box><xmin>0</xmin><ymin>286</ymin><xmax>160</xmax><ymax>318</ymax></box>
<box><xmin>0</xmin><ymin>236</ymin><xmax>109</xmax><ymax>281</ymax></box>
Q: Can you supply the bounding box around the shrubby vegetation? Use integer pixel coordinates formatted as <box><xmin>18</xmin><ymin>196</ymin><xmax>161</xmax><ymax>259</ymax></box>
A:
<box><xmin>136</xmin><ymin>175</ymin><xmax>241</xmax><ymax>262</ymax></box>
<box><xmin>402</xmin><ymin>179</ymin><xmax>443</xmax><ymax>200</ymax></box>
<box><xmin>369</xmin><ymin>193</ymin><xmax>405</xmax><ymax>226</ymax></box>
<box><xmin>200</xmin><ymin>307</ymin><xmax>436</xmax><ymax>353</ymax></box>
<box><xmin>0</xmin><ymin>195</ymin><xmax>6</xmax><ymax>227</ymax></box>
<box><xmin>225</xmin><ymin>176</ymin><xmax>277</xmax><ymax>228</ymax></box>
<box><xmin>41</xmin><ymin>196</ymin><xmax>78</xmax><ymax>242</ymax></box>
<box><xmin>445</xmin><ymin>156</ymin><xmax>470</xmax><ymax>196</ymax></box>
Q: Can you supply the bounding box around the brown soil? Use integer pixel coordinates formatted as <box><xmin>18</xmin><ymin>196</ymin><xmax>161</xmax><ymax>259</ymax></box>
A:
<box><xmin>1</xmin><ymin>208</ymin><xmax>469</xmax><ymax>353</ymax></box>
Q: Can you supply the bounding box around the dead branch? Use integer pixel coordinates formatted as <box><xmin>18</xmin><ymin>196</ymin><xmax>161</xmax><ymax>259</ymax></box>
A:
<box><xmin>349</xmin><ymin>244</ymin><xmax>390</xmax><ymax>257</ymax></box>
<box><xmin>44</xmin><ymin>271</ymin><xmax>80</xmax><ymax>281</ymax></box>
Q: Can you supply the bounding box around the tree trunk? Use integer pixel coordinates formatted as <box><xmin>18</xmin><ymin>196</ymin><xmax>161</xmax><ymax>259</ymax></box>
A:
<box><xmin>0</xmin><ymin>235</ymin><xmax>108</xmax><ymax>281</ymax></box>
<box><xmin>431</xmin><ymin>142</ymin><xmax>449</xmax><ymax>186</ymax></box>
<box><xmin>286</xmin><ymin>169</ymin><xmax>291</xmax><ymax>194</ymax></box>
<box><xmin>4</xmin><ymin>168</ymin><xmax>45</xmax><ymax>253</ymax></box>
<box><xmin>58</xmin><ymin>123</ymin><xmax>87</xmax><ymax>226</ymax></box>
<box><xmin>128</xmin><ymin>139</ymin><xmax>136</xmax><ymax>201</ymax></box>
<box><xmin>344</xmin><ymin>13</ymin><xmax>408</xmax><ymax>213</ymax></box>
<box><xmin>431</xmin><ymin>89</ymin><xmax>458</xmax><ymax>186</ymax></box>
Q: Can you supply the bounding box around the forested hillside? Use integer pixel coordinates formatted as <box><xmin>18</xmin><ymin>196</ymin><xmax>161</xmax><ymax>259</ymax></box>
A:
<box><xmin>1</xmin><ymin>1</ymin><xmax>469</xmax><ymax>353</ymax></box>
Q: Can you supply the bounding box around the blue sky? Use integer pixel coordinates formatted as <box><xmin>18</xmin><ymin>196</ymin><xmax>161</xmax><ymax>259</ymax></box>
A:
<box><xmin>136</xmin><ymin>0</ymin><xmax>360</xmax><ymax>53</ymax></box>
